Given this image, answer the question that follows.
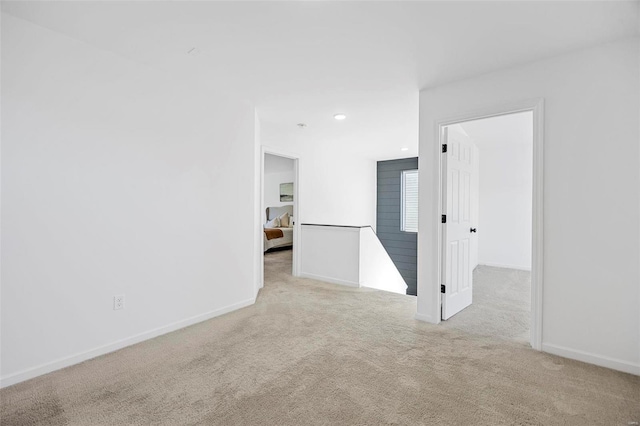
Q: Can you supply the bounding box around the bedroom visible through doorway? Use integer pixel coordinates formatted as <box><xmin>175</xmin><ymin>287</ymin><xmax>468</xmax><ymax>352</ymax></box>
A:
<box><xmin>261</xmin><ymin>152</ymin><xmax>299</xmax><ymax>283</ymax></box>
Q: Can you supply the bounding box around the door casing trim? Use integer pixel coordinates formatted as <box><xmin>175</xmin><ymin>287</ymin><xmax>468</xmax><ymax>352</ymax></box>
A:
<box><xmin>431</xmin><ymin>98</ymin><xmax>544</xmax><ymax>350</ymax></box>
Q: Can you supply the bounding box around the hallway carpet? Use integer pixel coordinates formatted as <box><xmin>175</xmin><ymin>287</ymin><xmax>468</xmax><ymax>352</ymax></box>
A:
<box><xmin>1</xmin><ymin>249</ymin><xmax>638</xmax><ymax>425</ymax></box>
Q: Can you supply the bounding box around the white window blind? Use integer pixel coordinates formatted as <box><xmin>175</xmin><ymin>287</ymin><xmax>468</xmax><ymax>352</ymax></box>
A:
<box><xmin>402</xmin><ymin>170</ymin><xmax>419</xmax><ymax>233</ymax></box>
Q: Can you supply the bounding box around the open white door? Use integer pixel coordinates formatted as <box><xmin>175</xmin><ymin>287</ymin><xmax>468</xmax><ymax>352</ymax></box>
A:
<box><xmin>441</xmin><ymin>126</ymin><xmax>478</xmax><ymax>320</ymax></box>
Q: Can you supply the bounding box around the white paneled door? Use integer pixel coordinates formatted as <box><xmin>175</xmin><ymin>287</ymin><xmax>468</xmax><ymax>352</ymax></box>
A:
<box><xmin>442</xmin><ymin>127</ymin><xmax>478</xmax><ymax>320</ymax></box>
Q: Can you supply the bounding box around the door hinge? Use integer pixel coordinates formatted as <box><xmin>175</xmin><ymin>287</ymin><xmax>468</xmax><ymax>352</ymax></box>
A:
<box><xmin>441</xmin><ymin>284</ymin><xmax>446</xmax><ymax>293</ymax></box>
<box><xmin>442</xmin><ymin>144</ymin><xmax>447</xmax><ymax>153</ymax></box>
<box><xmin>441</xmin><ymin>214</ymin><xmax>446</xmax><ymax>223</ymax></box>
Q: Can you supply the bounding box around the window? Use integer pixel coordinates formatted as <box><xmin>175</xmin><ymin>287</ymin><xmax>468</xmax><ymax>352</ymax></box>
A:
<box><xmin>401</xmin><ymin>169</ymin><xmax>419</xmax><ymax>232</ymax></box>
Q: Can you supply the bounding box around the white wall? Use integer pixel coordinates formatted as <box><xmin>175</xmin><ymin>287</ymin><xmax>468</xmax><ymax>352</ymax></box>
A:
<box><xmin>299</xmin><ymin>225</ymin><xmax>361</xmax><ymax>287</ymax></box>
<box><xmin>478</xmin><ymin>142</ymin><xmax>532</xmax><ymax>270</ymax></box>
<box><xmin>261</xmin><ymin>125</ymin><xmax>377</xmax><ymax>230</ymax></box>
<box><xmin>418</xmin><ymin>37</ymin><xmax>640</xmax><ymax>374</ymax></box>
<box><xmin>1</xmin><ymin>15</ymin><xmax>259</xmax><ymax>386</ymax></box>
<box><xmin>302</xmin><ymin>153</ymin><xmax>375</xmax><ymax>229</ymax></box>
<box><xmin>264</xmin><ymin>170</ymin><xmax>294</xmax><ymax>209</ymax></box>
<box><xmin>457</xmin><ymin>113</ymin><xmax>533</xmax><ymax>270</ymax></box>
<box><xmin>299</xmin><ymin>225</ymin><xmax>407</xmax><ymax>294</ymax></box>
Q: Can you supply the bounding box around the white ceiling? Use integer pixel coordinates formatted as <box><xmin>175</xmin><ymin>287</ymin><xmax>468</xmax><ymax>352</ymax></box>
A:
<box><xmin>264</xmin><ymin>153</ymin><xmax>294</xmax><ymax>175</ymax></box>
<box><xmin>3</xmin><ymin>1</ymin><xmax>638</xmax><ymax>160</ymax></box>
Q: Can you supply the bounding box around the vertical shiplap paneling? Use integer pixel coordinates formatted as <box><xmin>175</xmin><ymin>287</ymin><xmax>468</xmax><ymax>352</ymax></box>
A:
<box><xmin>376</xmin><ymin>158</ymin><xmax>418</xmax><ymax>295</ymax></box>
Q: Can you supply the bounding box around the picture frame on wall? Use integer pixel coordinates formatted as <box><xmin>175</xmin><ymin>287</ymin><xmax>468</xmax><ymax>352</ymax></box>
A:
<box><xmin>280</xmin><ymin>182</ymin><xmax>293</xmax><ymax>202</ymax></box>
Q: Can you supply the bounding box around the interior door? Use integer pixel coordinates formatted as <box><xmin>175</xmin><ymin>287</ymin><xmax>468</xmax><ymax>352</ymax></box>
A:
<box><xmin>441</xmin><ymin>126</ymin><xmax>478</xmax><ymax>320</ymax></box>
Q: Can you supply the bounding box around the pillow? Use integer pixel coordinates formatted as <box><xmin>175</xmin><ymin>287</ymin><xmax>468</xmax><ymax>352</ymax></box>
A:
<box><xmin>278</xmin><ymin>212</ymin><xmax>290</xmax><ymax>227</ymax></box>
<box><xmin>264</xmin><ymin>217</ymin><xmax>280</xmax><ymax>228</ymax></box>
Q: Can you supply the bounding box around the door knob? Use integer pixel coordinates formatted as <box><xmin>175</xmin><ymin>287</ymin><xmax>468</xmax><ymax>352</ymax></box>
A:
<box><xmin>470</xmin><ymin>228</ymin><xmax>477</xmax><ymax>233</ymax></box>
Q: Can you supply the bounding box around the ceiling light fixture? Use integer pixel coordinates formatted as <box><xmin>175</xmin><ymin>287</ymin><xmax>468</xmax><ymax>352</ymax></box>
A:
<box><xmin>333</xmin><ymin>113</ymin><xmax>346</xmax><ymax>120</ymax></box>
<box><xmin>401</xmin><ymin>147</ymin><xmax>409</xmax><ymax>151</ymax></box>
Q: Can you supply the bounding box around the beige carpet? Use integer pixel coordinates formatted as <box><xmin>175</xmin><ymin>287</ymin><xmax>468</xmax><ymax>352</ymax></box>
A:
<box><xmin>1</xmin><ymin>249</ymin><xmax>638</xmax><ymax>425</ymax></box>
<box><xmin>441</xmin><ymin>265</ymin><xmax>531</xmax><ymax>343</ymax></box>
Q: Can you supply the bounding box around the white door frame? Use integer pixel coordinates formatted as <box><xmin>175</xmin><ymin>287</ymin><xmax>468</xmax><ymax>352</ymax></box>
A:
<box><xmin>260</xmin><ymin>146</ymin><xmax>301</xmax><ymax>287</ymax></box>
<box><xmin>434</xmin><ymin>99</ymin><xmax>544</xmax><ymax>350</ymax></box>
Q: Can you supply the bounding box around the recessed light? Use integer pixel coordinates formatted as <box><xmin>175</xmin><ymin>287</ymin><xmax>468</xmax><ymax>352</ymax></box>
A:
<box><xmin>401</xmin><ymin>147</ymin><xmax>409</xmax><ymax>151</ymax></box>
<box><xmin>297</xmin><ymin>123</ymin><xmax>307</xmax><ymax>128</ymax></box>
<box><xmin>334</xmin><ymin>113</ymin><xmax>346</xmax><ymax>120</ymax></box>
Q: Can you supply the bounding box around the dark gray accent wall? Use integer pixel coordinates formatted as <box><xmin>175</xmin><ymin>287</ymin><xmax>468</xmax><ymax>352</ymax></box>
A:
<box><xmin>377</xmin><ymin>157</ymin><xmax>418</xmax><ymax>296</ymax></box>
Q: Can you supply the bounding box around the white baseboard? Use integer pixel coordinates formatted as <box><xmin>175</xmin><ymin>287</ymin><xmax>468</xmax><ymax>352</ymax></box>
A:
<box><xmin>414</xmin><ymin>312</ymin><xmax>438</xmax><ymax>324</ymax></box>
<box><xmin>542</xmin><ymin>343</ymin><xmax>640</xmax><ymax>376</ymax></box>
<box><xmin>299</xmin><ymin>272</ymin><xmax>360</xmax><ymax>288</ymax></box>
<box><xmin>479</xmin><ymin>262</ymin><xmax>531</xmax><ymax>271</ymax></box>
<box><xmin>0</xmin><ymin>297</ymin><xmax>257</xmax><ymax>389</ymax></box>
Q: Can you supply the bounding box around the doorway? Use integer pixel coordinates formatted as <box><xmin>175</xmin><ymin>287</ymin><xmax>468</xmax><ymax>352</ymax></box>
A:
<box><xmin>260</xmin><ymin>148</ymin><xmax>300</xmax><ymax>289</ymax></box>
<box><xmin>435</xmin><ymin>101</ymin><xmax>543</xmax><ymax>349</ymax></box>
<box><xmin>440</xmin><ymin>112</ymin><xmax>533</xmax><ymax>343</ymax></box>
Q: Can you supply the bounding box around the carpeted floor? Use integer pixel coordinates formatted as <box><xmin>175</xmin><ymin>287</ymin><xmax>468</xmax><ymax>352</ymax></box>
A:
<box><xmin>441</xmin><ymin>265</ymin><xmax>531</xmax><ymax>343</ymax></box>
<box><xmin>1</xmin><ymin>249</ymin><xmax>638</xmax><ymax>425</ymax></box>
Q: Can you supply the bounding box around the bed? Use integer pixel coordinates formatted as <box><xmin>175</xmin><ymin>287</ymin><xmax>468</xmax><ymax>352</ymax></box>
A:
<box><xmin>264</xmin><ymin>206</ymin><xmax>294</xmax><ymax>252</ymax></box>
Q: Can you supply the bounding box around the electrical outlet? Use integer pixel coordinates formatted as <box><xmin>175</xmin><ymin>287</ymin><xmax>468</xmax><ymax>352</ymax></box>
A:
<box><xmin>113</xmin><ymin>294</ymin><xmax>125</xmax><ymax>310</ymax></box>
